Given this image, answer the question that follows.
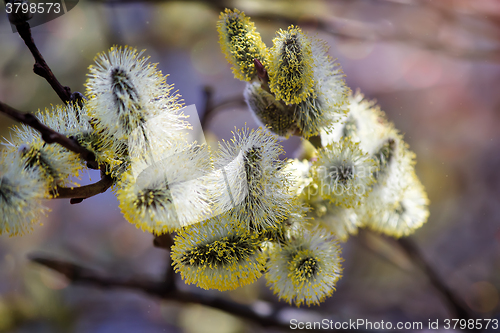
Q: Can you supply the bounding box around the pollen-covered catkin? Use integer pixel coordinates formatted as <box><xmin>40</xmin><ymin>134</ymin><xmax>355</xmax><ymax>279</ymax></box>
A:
<box><xmin>211</xmin><ymin>127</ymin><xmax>296</xmax><ymax>231</ymax></box>
<box><xmin>312</xmin><ymin>137</ymin><xmax>377</xmax><ymax>208</ymax></box>
<box><xmin>266</xmin><ymin>226</ymin><xmax>343</xmax><ymax>306</ymax></box>
<box><xmin>86</xmin><ymin>46</ymin><xmax>188</xmax><ymax>178</ymax></box>
<box><xmin>0</xmin><ymin>154</ymin><xmax>48</xmax><ymax>236</ymax></box>
<box><xmin>268</xmin><ymin>26</ymin><xmax>315</xmax><ymax>105</ymax></box>
<box><xmin>117</xmin><ymin>143</ymin><xmax>213</xmax><ymax>234</ymax></box>
<box><xmin>217</xmin><ymin>8</ymin><xmax>269</xmax><ymax>81</ymax></box>
<box><xmin>294</xmin><ymin>38</ymin><xmax>349</xmax><ymax>137</ymax></box>
<box><xmin>171</xmin><ymin>216</ymin><xmax>265</xmax><ymax>291</ymax></box>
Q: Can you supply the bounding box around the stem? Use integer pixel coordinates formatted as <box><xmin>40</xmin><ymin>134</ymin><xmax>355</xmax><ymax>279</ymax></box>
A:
<box><xmin>52</xmin><ymin>173</ymin><xmax>113</xmax><ymax>202</ymax></box>
<box><xmin>29</xmin><ymin>253</ymin><xmax>377</xmax><ymax>332</ymax></box>
<box><xmin>14</xmin><ymin>22</ymin><xmax>83</xmax><ymax>104</ymax></box>
<box><xmin>153</xmin><ymin>232</ymin><xmax>175</xmax><ymax>250</ymax></box>
<box><xmin>28</xmin><ymin>254</ymin><xmax>289</xmax><ymax>330</ymax></box>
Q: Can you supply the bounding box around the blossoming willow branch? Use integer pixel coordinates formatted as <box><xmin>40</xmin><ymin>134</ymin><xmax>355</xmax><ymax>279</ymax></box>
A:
<box><xmin>0</xmin><ymin>8</ymin><xmax>429</xmax><ymax>306</ymax></box>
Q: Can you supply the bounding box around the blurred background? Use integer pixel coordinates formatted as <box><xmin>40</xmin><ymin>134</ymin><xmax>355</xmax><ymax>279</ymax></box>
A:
<box><xmin>0</xmin><ymin>0</ymin><xmax>499</xmax><ymax>332</ymax></box>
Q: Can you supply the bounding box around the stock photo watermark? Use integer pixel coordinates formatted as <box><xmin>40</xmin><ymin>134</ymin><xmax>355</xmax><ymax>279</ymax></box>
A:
<box><xmin>2</xmin><ymin>0</ymin><xmax>79</xmax><ymax>32</ymax></box>
<box><xmin>289</xmin><ymin>318</ymin><xmax>499</xmax><ymax>330</ymax></box>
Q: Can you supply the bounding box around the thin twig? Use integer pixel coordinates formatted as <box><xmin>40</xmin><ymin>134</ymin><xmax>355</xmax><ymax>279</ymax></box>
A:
<box><xmin>29</xmin><ymin>254</ymin><xmax>377</xmax><ymax>332</ymax></box>
<box><xmin>14</xmin><ymin>22</ymin><xmax>82</xmax><ymax>104</ymax></box>
<box><xmin>200</xmin><ymin>86</ymin><xmax>214</xmax><ymax>130</ymax></box>
<box><xmin>0</xmin><ymin>101</ymin><xmax>98</xmax><ymax>169</ymax></box>
<box><xmin>161</xmin><ymin>234</ymin><xmax>177</xmax><ymax>291</ymax></box>
<box><xmin>28</xmin><ymin>254</ymin><xmax>291</xmax><ymax>330</ymax></box>
<box><xmin>308</xmin><ymin>135</ymin><xmax>323</xmax><ymax>150</ymax></box>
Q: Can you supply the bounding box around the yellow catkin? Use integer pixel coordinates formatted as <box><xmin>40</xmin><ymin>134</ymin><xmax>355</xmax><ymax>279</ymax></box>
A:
<box><xmin>268</xmin><ymin>26</ymin><xmax>315</xmax><ymax>105</ymax></box>
<box><xmin>171</xmin><ymin>217</ymin><xmax>265</xmax><ymax>291</ymax></box>
<box><xmin>217</xmin><ymin>8</ymin><xmax>269</xmax><ymax>81</ymax></box>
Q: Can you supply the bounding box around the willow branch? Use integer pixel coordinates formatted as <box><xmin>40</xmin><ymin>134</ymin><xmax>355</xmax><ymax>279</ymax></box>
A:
<box><xmin>28</xmin><ymin>255</ymin><xmax>289</xmax><ymax>330</ymax></box>
<box><xmin>29</xmin><ymin>254</ymin><xmax>378</xmax><ymax>331</ymax></box>
<box><xmin>13</xmin><ymin>22</ymin><xmax>83</xmax><ymax>104</ymax></box>
<box><xmin>0</xmin><ymin>101</ymin><xmax>98</xmax><ymax>169</ymax></box>
<box><xmin>89</xmin><ymin>0</ymin><xmax>500</xmax><ymax>62</ymax></box>
<box><xmin>307</xmin><ymin>135</ymin><xmax>323</xmax><ymax>150</ymax></box>
<box><xmin>53</xmin><ymin>173</ymin><xmax>113</xmax><ymax>202</ymax></box>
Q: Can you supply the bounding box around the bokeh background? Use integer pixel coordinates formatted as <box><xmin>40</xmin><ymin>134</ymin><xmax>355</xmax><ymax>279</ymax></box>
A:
<box><xmin>0</xmin><ymin>0</ymin><xmax>499</xmax><ymax>332</ymax></box>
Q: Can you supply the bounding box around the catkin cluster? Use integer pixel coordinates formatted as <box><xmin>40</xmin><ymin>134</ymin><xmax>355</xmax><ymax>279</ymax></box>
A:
<box><xmin>0</xmin><ymin>8</ymin><xmax>429</xmax><ymax>307</ymax></box>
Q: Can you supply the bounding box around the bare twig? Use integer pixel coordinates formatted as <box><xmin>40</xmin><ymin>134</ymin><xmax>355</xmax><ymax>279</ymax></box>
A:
<box><xmin>0</xmin><ymin>101</ymin><xmax>98</xmax><ymax>169</ymax></box>
<box><xmin>29</xmin><ymin>253</ymin><xmax>378</xmax><ymax>332</ymax></box>
<box><xmin>200</xmin><ymin>86</ymin><xmax>214</xmax><ymax>130</ymax></box>
<box><xmin>14</xmin><ymin>22</ymin><xmax>82</xmax><ymax>104</ymax></box>
<box><xmin>28</xmin><ymin>254</ymin><xmax>290</xmax><ymax>330</ymax></box>
<box><xmin>307</xmin><ymin>135</ymin><xmax>323</xmax><ymax>150</ymax></box>
<box><xmin>0</xmin><ymin>101</ymin><xmax>115</xmax><ymax>203</ymax></box>
<box><xmin>161</xmin><ymin>235</ymin><xmax>177</xmax><ymax>291</ymax></box>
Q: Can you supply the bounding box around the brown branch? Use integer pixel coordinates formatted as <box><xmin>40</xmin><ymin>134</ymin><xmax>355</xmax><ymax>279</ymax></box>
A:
<box><xmin>307</xmin><ymin>135</ymin><xmax>323</xmax><ymax>150</ymax></box>
<box><xmin>200</xmin><ymin>86</ymin><xmax>214</xmax><ymax>130</ymax></box>
<box><xmin>13</xmin><ymin>22</ymin><xmax>82</xmax><ymax>104</ymax></box>
<box><xmin>28</xmin><ymin>254</ymin><xmax>289</xmax><ymax>330</ymax></box>
<box><xmin>0</xmin><ymin>101</ymin><xmax>98</xmax><ymax>169</ymax></box>
<box><xmin>53</xmin><ymin>173</ymin><xmax>113</xmax><ymax>203</ymax></box>
<box><xmin>254</xmin><ymin>58</ymin><xmax>269</xmax><ymax>84</ymax></box>
<box><xmin>153</xmin><ymin>233</ymin><xmax>176</xmax><ymax>288</ymax></box>
<box><xmin>30</xmin><ymin>255</ymin><xmax>170</xmax><ymax>294</ymax></box>
<box><xmin>28</xmin><ymin>253</ymin><xmax>381</xmax><ymax>332</ymax></box>
<box><xmin>249</xmin><ymin>13</ymin><xmax>500</xmax><ymax>62</ymax></box>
